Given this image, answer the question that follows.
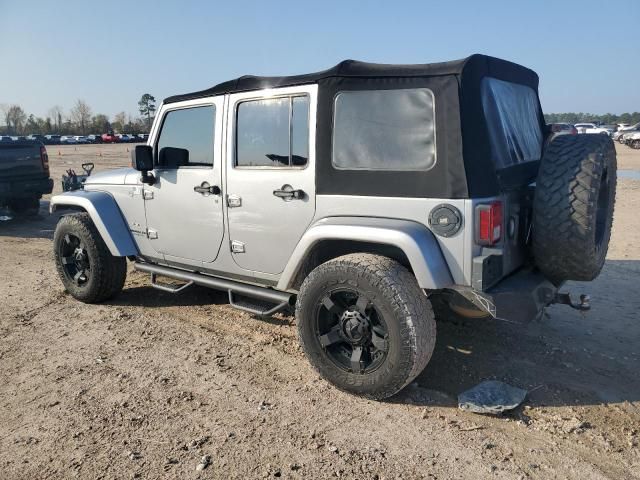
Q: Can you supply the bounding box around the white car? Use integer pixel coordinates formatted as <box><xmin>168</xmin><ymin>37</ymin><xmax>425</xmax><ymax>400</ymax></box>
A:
<box><xmin>574</xmin><ymin>123</ymin><xmax>611</xmax><ymax>135</ymax></box>
<box><xmin>73</xmin><ymin>136</ymin><xmax>90</xmax><ymax>144</ymax></box>
<box><xmin>60</xmin><ymin>136</ymin><xmax>78</xmax><ymax>144</ymax></box>
<box><xmin>627</xmin><ymin>132</ymin><xmax>640</xmax><ymax>149</ymax></box>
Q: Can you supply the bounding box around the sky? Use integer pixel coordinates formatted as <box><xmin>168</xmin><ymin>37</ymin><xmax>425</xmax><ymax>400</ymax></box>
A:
<box><xmin>1</xmin><ymin>0</ymin><xmax>638</xmax><ymax>121</ymax></box>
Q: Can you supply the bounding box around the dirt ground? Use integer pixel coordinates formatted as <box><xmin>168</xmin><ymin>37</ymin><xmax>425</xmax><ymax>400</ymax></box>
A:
<box><xmin>0</xmin><ymin>143</ymin><xmax>639</xmax><ymax>479</ymax></box>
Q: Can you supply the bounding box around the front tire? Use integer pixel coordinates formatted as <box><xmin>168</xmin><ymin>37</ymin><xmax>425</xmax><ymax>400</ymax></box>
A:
<box><xmin>296</xmin><ymin>253</ymin><xmax>436</xmax><ymax>400</ymax></box>
<box><xmin>53</xmin><ymin>213</ymin><xmax>127</xmax><ymax>303</ymax></box>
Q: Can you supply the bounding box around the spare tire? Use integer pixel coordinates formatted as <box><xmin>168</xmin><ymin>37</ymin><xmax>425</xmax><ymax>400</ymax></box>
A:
<box><xmin>533</xmin><ymin>134</ymin><xmax>616</xmax><ymax>284</ymax></box>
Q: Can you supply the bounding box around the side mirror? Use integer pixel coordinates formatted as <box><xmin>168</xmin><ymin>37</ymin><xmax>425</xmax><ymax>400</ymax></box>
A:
<box><xmin>131</xmin><ymin>145</ymin><xmax>154</xmax><ymax>185</ymax></box>
<box><xmin>159</xmin><ymin>147</ymin><xmax>189</xmax><ymax>168</ymax></box>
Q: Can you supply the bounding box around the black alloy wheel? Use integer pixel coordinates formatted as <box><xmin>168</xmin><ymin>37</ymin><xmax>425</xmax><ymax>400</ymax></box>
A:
<box><xmin>314</xmin><ymin>288</ymin><xmax>389</xmax><ymax>375</ymax></box>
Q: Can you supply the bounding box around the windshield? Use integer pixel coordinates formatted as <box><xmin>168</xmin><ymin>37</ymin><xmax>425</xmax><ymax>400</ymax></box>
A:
<box><xmin>481</xmin><ymin>77</ymin><xmax>543</xmax><ymax>169</ymax></box>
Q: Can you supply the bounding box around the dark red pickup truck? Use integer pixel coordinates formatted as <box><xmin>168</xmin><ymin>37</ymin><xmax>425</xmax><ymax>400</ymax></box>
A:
<box><xmin>0</xmin><ymin>140</ymin><xmax>53</xmax><ymax>215</ymax></box>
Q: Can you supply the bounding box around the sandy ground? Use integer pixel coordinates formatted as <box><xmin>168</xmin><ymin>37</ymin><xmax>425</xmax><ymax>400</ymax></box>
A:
<box><xmin>0</xmin><ymin>143</ymin><xmax>639</xmax><ymax>479</ymax></box>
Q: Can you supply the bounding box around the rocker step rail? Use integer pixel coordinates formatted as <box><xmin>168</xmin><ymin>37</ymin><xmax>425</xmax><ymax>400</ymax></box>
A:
<box><xmin>135</xmin><ymin>262</ymin><xmax>293</xmax><ymax>317</ymax></box>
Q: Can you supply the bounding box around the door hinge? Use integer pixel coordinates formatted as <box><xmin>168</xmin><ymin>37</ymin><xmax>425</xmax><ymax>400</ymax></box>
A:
<box><xmin>129</xmin><ymin>186</ymin><xmax>143</xmax><ymax>197</ymax></box>
<box><xmin>143</xmin><ymin>190</ymin><xmax>154</xmax><ymax>200</ymax></box>
<box><xmin>227</xmin><ymin>194</ymin><xmax>242</xmax><ymax>208</ymax></box>
<box><xmin>147</xmin><ymin>228</ymin><xmax>158</xmax><ymax>239</ymax></box>
<box><xmin>231</xmin><ymin>240</ymin><xmax>245</xmax><ymax>253</ymax></box>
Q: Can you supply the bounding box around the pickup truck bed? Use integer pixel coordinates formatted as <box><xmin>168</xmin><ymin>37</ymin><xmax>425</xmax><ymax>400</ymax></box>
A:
<box><xmin>0</xmin><ymin>141</ymin><xmax>53</xmax><ymax>211</ymax></box>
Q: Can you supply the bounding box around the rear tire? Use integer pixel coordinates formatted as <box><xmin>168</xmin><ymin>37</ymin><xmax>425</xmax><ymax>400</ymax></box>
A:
<box><xmin>296</xmin><ymin>253</ymin><xmax>436</xmax><ymax>400</ymax></box>
<box><xmin>533</xmin><ymin>135</ymin><xmax>616</xmax><ymax>284</ymax></box>
<box><xmin>53</xmin><ymin>213</ymin><xmax>127</xmax><ymax>303</ymax></box>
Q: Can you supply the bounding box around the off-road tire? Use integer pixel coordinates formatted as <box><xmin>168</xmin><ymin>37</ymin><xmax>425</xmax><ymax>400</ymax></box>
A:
<box><xmin>9</xmin><ymin>196</ymin><xmax>40</xmax><ymax>216</ymax></box>
<box><xmin>533</xmin><ymin>135</ymin><xmax>616</xmax><ymax>284</ymax></box>
<box><xmin>53</xmin><ymin>213</ymin><xmax>127</xmax><ymax>303</ymax></box>
<box><xmin>296</xmin><ymin>253</ymin><xmax>436</xmax><ymax>400</ymax></box>
<box><xmin>631</xmin><ymin>139</ymin><xmax>640</xmax><ymax>150</ymax></box>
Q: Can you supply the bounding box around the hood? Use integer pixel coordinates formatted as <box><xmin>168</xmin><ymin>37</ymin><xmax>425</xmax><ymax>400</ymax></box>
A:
<box><xmin>83</xmin><ymin>167</ymin><xmax>135</xmax><ymax>185</ymax></box>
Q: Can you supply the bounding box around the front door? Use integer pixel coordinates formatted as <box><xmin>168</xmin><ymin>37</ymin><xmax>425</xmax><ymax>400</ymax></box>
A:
<box><xmin>225</xmin><ymin>85</ymin><xmax>317</xmax><ymax>274</ymax></box>
<box><xmin>144</xmin><ymin>98</ymin><xmax>224</xmax><ymax>266</ymax></box>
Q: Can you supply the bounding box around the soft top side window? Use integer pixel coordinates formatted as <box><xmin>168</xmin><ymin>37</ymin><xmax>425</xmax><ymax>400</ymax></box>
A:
<box><xmin>235</xmin><ymin>95</ymin><xmax>309</xmax><ymax>168</ymax></box>
<box><xmin>332</xmin><ymin>88</ymin><xmax>436</xmax><ymax>171</ymax></box>
<box><xmin>156</xmin><ymin>105</ymin><xmax>215</xmax><ymax>168</ymax></box>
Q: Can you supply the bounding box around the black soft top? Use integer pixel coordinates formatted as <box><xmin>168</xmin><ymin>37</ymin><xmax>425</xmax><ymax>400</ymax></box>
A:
<box><xmin>164</xmin><ymin>54</ymin><xmax>539</xmax><ymax>104</ymax></box>
<box><xmin>163</xmin><ymin>54</ymin><xmax>544</xmax><ymax>199</ymax></box>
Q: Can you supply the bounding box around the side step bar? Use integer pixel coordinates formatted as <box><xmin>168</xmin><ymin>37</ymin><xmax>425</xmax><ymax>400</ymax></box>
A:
<box><xmin>135</xmin><ymin>262</ymin><xmax>293</xmax><ymax>317</ymax></box>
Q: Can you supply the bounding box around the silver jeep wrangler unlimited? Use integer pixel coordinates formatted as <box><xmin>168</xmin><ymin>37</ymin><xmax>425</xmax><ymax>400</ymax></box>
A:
<box><xmin>50</xmin><ymin>54</ymin><xmax>616</xmax><ymax>400</ymax></box>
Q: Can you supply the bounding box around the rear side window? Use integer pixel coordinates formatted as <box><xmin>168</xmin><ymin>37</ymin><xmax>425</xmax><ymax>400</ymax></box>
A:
<box><xmin>481</xmin><ymin>78</ymin><xmax>543</xmax><ymax>169</ymax></box>
<box><xmin>156</xmin><ymin>105</ymin><xmax>215</xmax><ymax>168</ymax></box>
<box><xmin>236</xmin><ymin>95</ymin><xmax>309</xmax><ymax>167</ymax></box>
<box><xmin>332</xmin><ymin>88</ymin><xmax>436</xmax><ymax>171</ymax></box>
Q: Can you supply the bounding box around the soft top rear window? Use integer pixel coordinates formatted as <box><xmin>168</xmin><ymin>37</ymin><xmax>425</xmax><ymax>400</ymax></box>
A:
<box><xmin>481</xmin><ymin>77</ymin><xmax>543</xmax><ymax>169</ymax></box>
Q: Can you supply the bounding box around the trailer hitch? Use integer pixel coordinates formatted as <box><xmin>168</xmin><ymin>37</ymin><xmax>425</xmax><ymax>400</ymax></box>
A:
<box><xmin>552</xmin><ymin>292</ymin><xmax>591</xmax><ymax>311</ymax></box>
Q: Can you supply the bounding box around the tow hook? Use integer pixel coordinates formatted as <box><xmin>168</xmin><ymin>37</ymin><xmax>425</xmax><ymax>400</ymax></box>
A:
<box><xmin>552</xmin><ymin>292</ymin><xmax>591</xmax><ymax>312</ymax></box>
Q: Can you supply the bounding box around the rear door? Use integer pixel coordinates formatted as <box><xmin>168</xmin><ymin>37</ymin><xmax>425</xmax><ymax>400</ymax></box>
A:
<box><xmin>143</xmin><ymin>98</ymin><xmax>225</xmax><ymax>266</ymax></box>
<box><xmin>225</xmin><ymin>85</ymin><xmax>317</xmax><ymax>275</ymax></box>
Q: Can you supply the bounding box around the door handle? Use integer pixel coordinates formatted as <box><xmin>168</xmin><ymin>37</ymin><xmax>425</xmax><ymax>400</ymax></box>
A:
<box><xmin>273</xmin><ymin>184</ymin><xmax>305</xmax><ymax>201</ymax></box>
<box><xmin>194</xmin><ymin>182</ymin><xmax>221</xmax><ymax>196</ymax></box>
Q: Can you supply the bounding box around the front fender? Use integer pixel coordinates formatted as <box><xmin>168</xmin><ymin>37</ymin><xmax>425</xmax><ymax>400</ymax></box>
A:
<box><xmin>50</xmin><ymin>190</ymin><xmax>138</xmax><ymax>257</ymax></box>
<box><xmin>277</xmin><ymin>217</ymin><xmax>454</xmax><ymax>291</ymax></box>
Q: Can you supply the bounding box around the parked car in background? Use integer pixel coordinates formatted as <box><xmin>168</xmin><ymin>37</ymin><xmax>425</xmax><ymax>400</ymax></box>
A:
<box><xmin>600</xmin><ymin>125</ymin><xmax>617</xmax><ymax>136</ymax></box>
<box><xmin>60</xmin><ymin>136</ymin><xmax>78</xmax><ymax>144</ymax></box>
<box><xmin>548</xmin><ymin>123</ymin><xmax>577</xmax><ymax>140</ymax></box>
<box><xmin>87</xmin><ymin>134</ymin><xmax>103</xmax><ymax>144</ymax></box>
<box><xmin>574</xmin><ymin>123</ymin><xmax>611</xmax><ymax>135</ymax></box>
<box><xmin>26</xmin><ymin>134</ymin><xmax>46</xmax><ymax>143</ymax></box>
<box><xmin>44</xmin><ymin>135</ymin><xmax>62</xmax><ymax>145</ymax></box>
<box><xmin>619</xmin><ymin>124</ymin><xmax>640</xmax><ymax>144</ymax></box>
<box><xmin>0</xmin><ymin>136</ymin><xmax>14</xmax><ymax>143</ymax></box>
<box><xmin>10</xmin><ymin>136</ymin><xmax>27</xmax><ymax>141</ymax></box>
<box><xmin>617</xmin><ymin>123</ymin><xmax>631</xmax><ymax>131</ymax></box>
<box><xmin>101</xmin><ymin>132</ymin><xmax>119</xmax><ymax>143</ymax></box>
<box><xmin>0</xmin><ymin>139</ymin><xmax>52</xmax><ymax>215</ymax></box>
<box><xmin>137</xmin><ymin>133</ymin><xmax>149</xmax><ymax>142</ymax></box>
<box><xmin>627</xmin><ymin>132</ymin><xmax>640</xmax><ymax>149</ymax></box>
<box><xmin>73</xmin><ymin>136</ymin><xmax>91</xmax><ymax>144</ymax></box>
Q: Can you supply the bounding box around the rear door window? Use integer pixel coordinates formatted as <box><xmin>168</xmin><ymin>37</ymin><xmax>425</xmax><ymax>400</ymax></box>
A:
<box><xmin>236</xmin><ymin>95</ymin><xmax>310</xmax><ymax>168</ymax></box>
<box><xmin>481</xmin><ymin>77</ymin><xmax>543</xmax><ymax>169</ymax></box>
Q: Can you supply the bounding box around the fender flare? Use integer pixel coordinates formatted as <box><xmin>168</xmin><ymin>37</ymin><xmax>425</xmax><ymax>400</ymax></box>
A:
<box><xmin>277</xmin><ymin>217</ymin><xmax>454</xmax><ymax>291</ymax></box>
<box><xmin>50</xmin><ymin>190</ymin><xmax>138</xmax><ymax>257</ymax></box>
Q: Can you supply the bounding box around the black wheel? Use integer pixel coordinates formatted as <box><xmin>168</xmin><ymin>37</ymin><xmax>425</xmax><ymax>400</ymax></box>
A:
<box><xmin>8</xmin><ymin>196</ymin><xmax>40</xmax><ymax>216</ymax></box>
<box><xmin>631</xmin><ymin>140</ymin><xmax>640</xmax><ymax>150</ymax></box>
<box><xmin>53</xmin><ymin>213</ymin><xmax>127</xmax><ymax>303</ymax></box>
<box><xmin>296</xmin><ymin>253</ymin><xmax>436</xmax><ymax>400</ymax></box>
<box><xmin>533</xmin><ymin>134</ymin><xmax>616</xmax><ymax>284</ymax></box>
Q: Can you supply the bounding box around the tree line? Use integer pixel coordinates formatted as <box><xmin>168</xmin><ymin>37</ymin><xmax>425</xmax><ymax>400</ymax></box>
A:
<box><xmin>544</xmin><ymin>112</ymin><xmax>640</xmax><ymax>125</ymax></box>
<box><xmin>0</xmin><ymin>94</ymin><xmax>156</xmax><ymax>136</ymax></box>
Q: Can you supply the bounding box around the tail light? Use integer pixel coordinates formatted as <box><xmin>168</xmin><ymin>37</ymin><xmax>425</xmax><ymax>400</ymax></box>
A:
<box><xmin>476</xmin><ymin>201</ymin><xmax>502</xmax><ymax>246</ymax></box>
<box><xmin>40</xmin><ymin>145</ymin><xmax>49</xmax><ymax>173</ymax></box>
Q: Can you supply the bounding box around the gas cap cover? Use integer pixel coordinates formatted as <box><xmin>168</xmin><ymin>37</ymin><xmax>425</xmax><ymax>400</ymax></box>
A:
<box><xmin>428</xmin><ymin>204</ymin><xmax>462</xmax><ymax>237</ymax></box>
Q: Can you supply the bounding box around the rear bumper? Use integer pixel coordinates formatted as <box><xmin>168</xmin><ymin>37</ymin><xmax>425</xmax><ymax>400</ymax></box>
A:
<box><xmin>454</xmin><ymin>268</ymin><xmax>557</xmax><ymax>323</ymax></box>
<box><xmin>0</xmin><ymin>176</ymin><xmax>53</xmax><ymax>201</ymax></box>
<box><xmin>485</xmin><ymin>268</ymin><xmax>557</xmax><ymax>322</ymax></box>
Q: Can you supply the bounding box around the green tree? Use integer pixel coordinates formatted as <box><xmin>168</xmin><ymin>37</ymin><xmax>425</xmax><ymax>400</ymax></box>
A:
<box><xmin>6</xmin><ymin>105</ymin><xmax>27</xmax><ymax>134</ymax></box>
<box><xmin>91</xmin><ymin>114</ymin><xmax>111</xmax><ymax>133</ymax></box>
<box><xmin>138</xmin><ymin>94</ymin><xmax>156</xmax><ymax>130</ymax></box>
<box><xmin>70</xmin><ymin>99</ymin><xmax>92</xmax><ymax>134</ymax></box>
